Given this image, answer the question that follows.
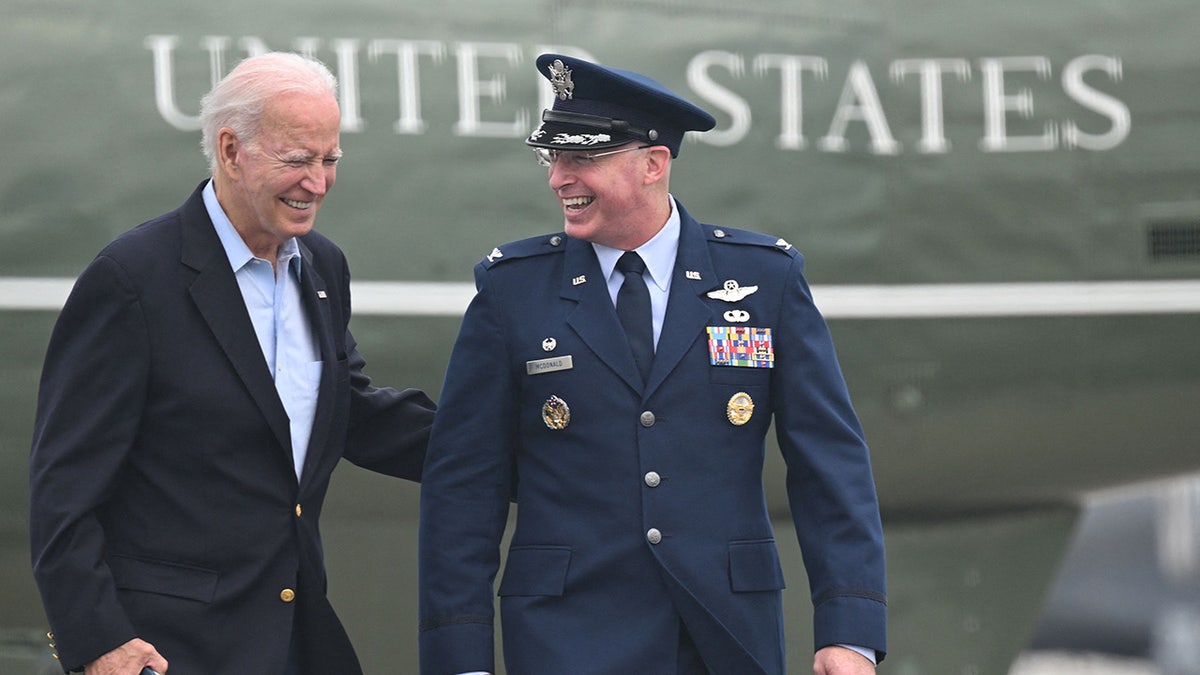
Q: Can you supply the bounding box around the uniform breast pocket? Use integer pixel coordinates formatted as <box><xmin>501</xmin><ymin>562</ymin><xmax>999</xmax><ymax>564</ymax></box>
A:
<box><xmin>709</xmin><ymin>365</ymin><xmax>772</xmax><ymax>387</ymax></box>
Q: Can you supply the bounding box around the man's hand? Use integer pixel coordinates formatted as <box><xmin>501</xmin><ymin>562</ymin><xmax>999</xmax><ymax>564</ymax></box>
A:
<box><xmin>813</xmin><ymin>644</ymin><xmax>874</xmax><ymax>675</ymax></box>
<box><xmin>84</xmin><ymin>638</ymin><xmax>168</xmax><ymax>674</ymax></box>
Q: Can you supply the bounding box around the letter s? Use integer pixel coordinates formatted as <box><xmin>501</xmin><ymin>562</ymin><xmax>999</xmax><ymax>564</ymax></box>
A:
<box><xmin>1062</xmin><ymin>55</ymin><xmax>1130</xmax><ymax>151</ymax></box>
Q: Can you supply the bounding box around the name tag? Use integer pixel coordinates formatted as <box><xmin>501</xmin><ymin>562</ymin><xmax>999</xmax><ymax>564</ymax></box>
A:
<box><xmin>527</xmin><ymin>355</ymin><xmax>574</xmax><ymax>375</ymax></box>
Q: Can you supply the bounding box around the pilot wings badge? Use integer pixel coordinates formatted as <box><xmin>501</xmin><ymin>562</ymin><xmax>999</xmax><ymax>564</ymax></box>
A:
<box><xmin>706</xmin><ymin>279</ymin><xmax>758</xmax><ymax>302</ymax></box>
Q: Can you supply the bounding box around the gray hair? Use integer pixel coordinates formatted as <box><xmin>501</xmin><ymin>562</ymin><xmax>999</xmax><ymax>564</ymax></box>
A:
<box><xmin>199</xmin><ymin>52</ymin><xmax>339</xmax><ymax>173</ymax></box>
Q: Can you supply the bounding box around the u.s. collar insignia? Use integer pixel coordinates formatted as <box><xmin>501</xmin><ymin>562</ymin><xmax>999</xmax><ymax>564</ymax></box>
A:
<box><xmin>727</xmin><ymin>392</ymin><xmax>754</xmax><ymax>426</ymax></box>
<box><xmin>542</xmin><ymin>395</ymin><xmax>571</xmax><ymax>430</ymax></box>
<box><xmin>707</xmin><ymin>279</ymin><xmax>759</xmax><ymax>302</ymax></box>
<box><xmin>549</xmin><ymin>59</ymin><xmax>574</xmax><ymax>100</ymax></box>
<box><xmin>487</xmin><ymin>247</ymin><xmax>503</xmax><ymax>263</ymax></box>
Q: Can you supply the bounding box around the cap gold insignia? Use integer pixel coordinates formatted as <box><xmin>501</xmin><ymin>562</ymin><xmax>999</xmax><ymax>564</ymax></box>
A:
<box><xmin>542</xmin><ymin>395</ymin><xmax>571</xmax><ymax>430</ymax></box>
<box><xmin>727</xmin><ymin>392</ymin><xmax>754</xmax><ymax>426</ymax></box>
<box><xmin>707</xmin><ymin>279</ymin><xmax>759</xmax><ymax>302</ymax></box>
<box><xmin>549</xmin><ymin>59</ymin><xmax>574</xmax><ymax>100</ymax></box>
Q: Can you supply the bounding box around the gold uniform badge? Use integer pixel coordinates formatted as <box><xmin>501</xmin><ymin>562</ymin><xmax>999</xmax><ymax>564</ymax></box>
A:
<box><xmin>542</xmin><ymin>395</ymin><xmax>571</xmax><ymax>430</ymax></box>
<box><xmin>727</xmin><ymin>392</ymin><xmax>754</xmax><ymax>426</ymax></box>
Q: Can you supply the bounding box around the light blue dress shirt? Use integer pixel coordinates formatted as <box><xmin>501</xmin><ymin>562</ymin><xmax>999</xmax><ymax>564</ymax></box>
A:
<box><xmin>593</xmin><ymin>195</ymin><xmax>681</xmax><ymax>349</ymax></box>
<box><xmin>202</xmin><ymin>180</ymin><xmax>322</xmax><ymax>481</ymax></box>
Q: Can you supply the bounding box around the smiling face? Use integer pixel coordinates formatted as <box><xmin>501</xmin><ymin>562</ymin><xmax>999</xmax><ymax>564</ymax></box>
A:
<box><xmin>546</xmin><ymin>143</ymin><xmax>672</xmax><ymax>251</ymax></box>
<box><xmin>214</xmin><ymin>89</ymin><xmax>342</xmax><ymax>260</ymax></box>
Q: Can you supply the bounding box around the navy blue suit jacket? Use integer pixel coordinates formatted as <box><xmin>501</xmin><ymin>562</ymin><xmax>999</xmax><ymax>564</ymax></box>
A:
<box><xmin>418</xmin><ymin>202</ymin><xmax>885</xmax><ymax>675</ymax></box>
<box><xmin>29</xmin><ymin>182</ymin><xmax>435</xmax><ymax>673</ymax></box>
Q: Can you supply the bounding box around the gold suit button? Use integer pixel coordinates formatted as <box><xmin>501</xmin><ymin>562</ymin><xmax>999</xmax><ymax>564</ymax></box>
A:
<box><xmin>280</xmin><ymin>588</ymin><xmax>296</xmax><ymax>603</ymax></box>
<box><xmin>295</xmin><ymin>504</ymin><xmax>302</xmax><ymax>517</ymax></box>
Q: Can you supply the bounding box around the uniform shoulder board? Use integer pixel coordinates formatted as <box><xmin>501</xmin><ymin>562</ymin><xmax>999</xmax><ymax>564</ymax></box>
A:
<box><xmin>479</xmin><ymin>232</ymin><xmax>568</xmax><ymax>269</ymax></box>
<box><xmin>703</xmin><ymin>224</ymin><xmax>799</xmax><ymax>257</ymax></box>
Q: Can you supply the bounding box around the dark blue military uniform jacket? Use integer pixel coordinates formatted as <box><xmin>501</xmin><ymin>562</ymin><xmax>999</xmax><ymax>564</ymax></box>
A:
<box><xmin>419</xmin><ymin>201</ymin><xmax>885</xmax><ymax>675</ymax></box>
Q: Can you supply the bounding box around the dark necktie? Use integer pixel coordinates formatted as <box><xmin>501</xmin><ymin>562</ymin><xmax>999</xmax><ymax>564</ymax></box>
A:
<box><xmin>616</xmin><ymin>251</ymin><xmax>654</xmax><ymax>382</ymax></box>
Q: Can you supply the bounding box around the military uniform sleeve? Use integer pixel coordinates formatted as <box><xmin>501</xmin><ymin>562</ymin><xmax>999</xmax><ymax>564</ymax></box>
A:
<box><xmin>418</xmin><ymin>268</ymin><xmax>516</xmax><ymax>675</ymax></box>
<box><xmin>771</xmin><ymin>253</ymin><xmax>888</xmax><ymax>659</ymax></box>
<box><xmin>29</xmin><ymin>254</ymin><xmax>147</xmax><ymax>670</ymax></box>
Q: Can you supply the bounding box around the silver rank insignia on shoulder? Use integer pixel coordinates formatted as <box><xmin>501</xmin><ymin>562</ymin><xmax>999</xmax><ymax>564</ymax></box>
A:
<box><xmin>724</xmin><ymin>309</ymin><xmax>750</xmax><ymax>323</ymax></box>
<box><xmin>572</xmin><ymin>275</ymin><xmax>587</xmax><ymax>285</ymax></box>
<box><xmin>686</xmin><ymin>270</ymin><xmax>702</xmax><ymax>280</ymax></box>
<box><xmin>542</xmin><ymin>395</ymin><xmax>570</xmax><ymax>429</ymax></box>
<box><xmin>727</xmin><ymin>392</ymin><xmax>754</xmax><ymax>426</ymax></box>
<box><xmin>542</xmin><ymin>337</ymin><xmax>557</xmax><ymax>352</ymax></box>
<box><xmin>487</xmin><ymin>247</ymin><xmax>503</xmax><ymax>263</ymax></box>
<box><xmin>775</xmin><ymin>238</ymin><xmax>793</xmax><ymax>250</ymax></box>
<box><xmin>707</xmin><ymin>279</ymin><xmax>759</xmax><ymax>302</ymax></box>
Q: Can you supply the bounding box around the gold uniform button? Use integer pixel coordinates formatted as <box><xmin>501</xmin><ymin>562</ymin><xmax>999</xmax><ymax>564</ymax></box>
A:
<box><xmin>295</xmin><ymin>504</ymin><xmax>302</xmax><ymax>517</ymax></box>
<box><xmin>280</xmin><ymin>588</ymin><xmax>296</xmax><ymax>603</ymax></box>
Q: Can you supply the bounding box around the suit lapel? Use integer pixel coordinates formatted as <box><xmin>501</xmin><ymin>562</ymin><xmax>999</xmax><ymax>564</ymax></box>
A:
<box><xmin>644</xmin><ymin>205</ymin><xmax>718</xmax><ymax>398</ymax></box>
<box><xmin>180</xmin><ymin>185</ymin><xmax>293</xmax><ymax>459</ymax></box>
<box><xmin>296</xmin><ymin>240</ymin><xmax>337</xmax><ymax>486</ymax></box>
<box><xmin>561</xmin><ymin>238</ymin><xmax>645</xmax><ymax>392</ymax></box>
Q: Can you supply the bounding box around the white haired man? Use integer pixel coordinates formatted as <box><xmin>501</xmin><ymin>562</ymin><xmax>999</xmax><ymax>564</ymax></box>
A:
<box><xmin>30</xmin><ymin>52</ymin><xmax>435</xmax><ymax>674</ymax></box>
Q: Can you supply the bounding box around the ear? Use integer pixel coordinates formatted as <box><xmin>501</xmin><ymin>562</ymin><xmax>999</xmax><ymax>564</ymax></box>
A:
<box><xmin>216</xmin><ymin>128</ymin><xmax>243</xmax><ymax>179</ymax></box>
<box><xmin>642</xmin><ymin>146</ymin><xmax>671</xmax><ymax>186</ymax></box>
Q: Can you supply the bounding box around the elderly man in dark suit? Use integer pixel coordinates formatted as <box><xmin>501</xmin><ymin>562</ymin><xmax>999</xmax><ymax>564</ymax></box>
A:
<box><xmin>29</xmin><ymin>52</ymin><xmax>435</xmax><ymax>675</ymax></box>
<box><xmin>418</xmin><ymin>54</ymin><xmax>886</xmax><ymax>675</ymax></box>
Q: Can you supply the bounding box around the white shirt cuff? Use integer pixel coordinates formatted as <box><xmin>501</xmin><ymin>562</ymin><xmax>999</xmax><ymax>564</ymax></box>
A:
<box><xmin>840</xmin><ymin>644</ymin><xmax>877</xmax><ymax>665</ymax></box>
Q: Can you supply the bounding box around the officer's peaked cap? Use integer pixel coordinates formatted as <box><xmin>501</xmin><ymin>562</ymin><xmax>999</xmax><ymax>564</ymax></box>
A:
<box><xmin>525</xmin><ymin>53</ymin><xmax>716</xmax><ymax>158</ymax></box>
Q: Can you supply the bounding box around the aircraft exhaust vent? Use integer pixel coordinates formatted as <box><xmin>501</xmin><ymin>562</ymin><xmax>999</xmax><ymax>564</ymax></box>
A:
<box><xmin>1148</xmin><ymin>222</ymin><xmax>1200</xmax><ymax>261</ymax></box>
